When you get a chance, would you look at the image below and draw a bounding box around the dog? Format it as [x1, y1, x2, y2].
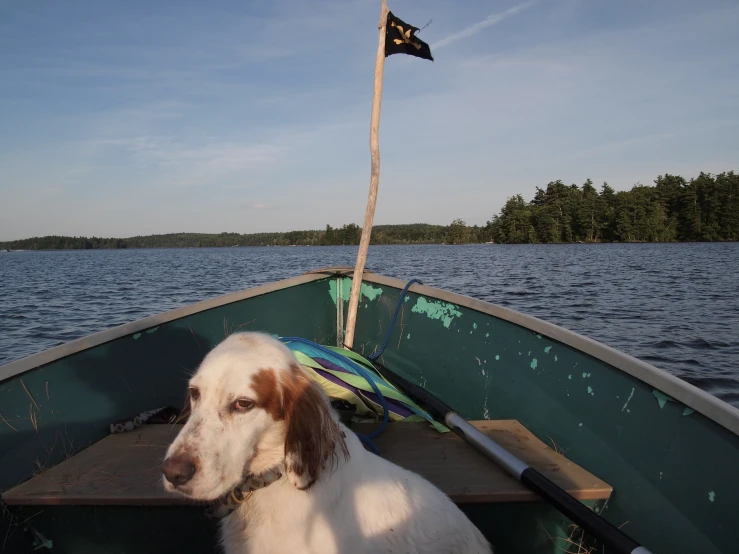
[162, 331, 493, 554]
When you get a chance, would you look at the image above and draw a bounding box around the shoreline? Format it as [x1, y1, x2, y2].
[3, 240, 739, 252]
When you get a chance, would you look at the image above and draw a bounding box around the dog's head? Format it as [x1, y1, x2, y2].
[162, 332, 348, 501]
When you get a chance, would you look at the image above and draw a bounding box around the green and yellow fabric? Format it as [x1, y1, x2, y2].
[280, 337, 447, 434]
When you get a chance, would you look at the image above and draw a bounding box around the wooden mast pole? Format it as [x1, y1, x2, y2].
[344, 0, 388, 349]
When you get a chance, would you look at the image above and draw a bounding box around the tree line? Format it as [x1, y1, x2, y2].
[2, 171, 736, 250]
[488, 171, 739, 244]
[0, 223, 487, 250]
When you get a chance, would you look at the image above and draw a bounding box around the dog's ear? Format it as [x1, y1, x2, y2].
[282, 364, 349, 490]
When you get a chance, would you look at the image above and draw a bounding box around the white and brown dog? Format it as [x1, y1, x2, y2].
[162, 331, 493, 554]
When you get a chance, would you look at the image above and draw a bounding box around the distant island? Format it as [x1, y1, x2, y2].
[0, 223, 477, 250]
[2, 171, 736, 250]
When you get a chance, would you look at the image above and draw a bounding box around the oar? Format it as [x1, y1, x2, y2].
[361, 356, 653, 554]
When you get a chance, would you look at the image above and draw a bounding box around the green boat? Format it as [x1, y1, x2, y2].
[1, 266, 737, 554]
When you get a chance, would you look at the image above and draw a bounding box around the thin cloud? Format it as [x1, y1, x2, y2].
[107, 136, 280, 171]
[431, 1, 537, 50]
[568, 120, 739, 162]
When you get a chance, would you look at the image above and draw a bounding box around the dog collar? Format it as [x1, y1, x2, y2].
[205, 468, 283, 520]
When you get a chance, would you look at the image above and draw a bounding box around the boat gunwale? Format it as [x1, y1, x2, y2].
[317, 267, 739, 438]
[0, 272, 328, 382]
[2, 265, 738, 437]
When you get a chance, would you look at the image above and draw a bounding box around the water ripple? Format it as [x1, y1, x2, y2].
[1, 243, 738, 407]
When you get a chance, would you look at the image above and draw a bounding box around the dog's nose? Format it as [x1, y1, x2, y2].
[162, 454, 197, 486]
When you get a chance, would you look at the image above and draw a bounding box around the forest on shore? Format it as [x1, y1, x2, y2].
[2, 171, 736, 250]
[0, 223, 484, 250]
[488, 171, 738, 244]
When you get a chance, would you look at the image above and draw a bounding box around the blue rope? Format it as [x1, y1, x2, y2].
[367, 278, 423, 361]
[279, 336, 387, 455]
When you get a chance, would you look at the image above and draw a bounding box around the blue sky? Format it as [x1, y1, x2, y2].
[1, 0, 737, 240]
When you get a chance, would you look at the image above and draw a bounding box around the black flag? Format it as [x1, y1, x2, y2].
[384, 11, 433, 61]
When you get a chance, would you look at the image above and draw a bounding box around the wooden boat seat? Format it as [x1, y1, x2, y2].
[1, 420, 612, 506]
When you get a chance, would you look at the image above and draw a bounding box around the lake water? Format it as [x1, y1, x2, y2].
[1, 244, 738, 407]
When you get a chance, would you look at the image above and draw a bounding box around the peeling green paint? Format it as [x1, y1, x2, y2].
[146, 326, 159, 334]
[536, 334, 542, 339]
[587, 386, 594, 395]
[582, 372, 591, 378]
[328, 280, 338, 306]
[708, 491, 715, 503]
[363, 284, 382, 301]
[133, 333, 141, 340]
[404, 296, 410, 302]
[682, 408, 695, 416]
[528, 350, 531, 356]
[473, 323, 477, 330]
[568, 374, 572, 380]
[485, 333, 489, 338]
[407, 333, 411, 340]
[654, 393, 668, 409]
[530, 358, 538, 370]
[362, 284, 383, 301]
[495, 355, 500, 361]
[341, 280, 383, 303]
[544, 346, 552, 354]
[411, 297, 462, 328]
[652, 389, 675, 409]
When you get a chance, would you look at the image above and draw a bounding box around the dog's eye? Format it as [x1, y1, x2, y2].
[233, 398, 255, 412]
[189, 387, 200, 402]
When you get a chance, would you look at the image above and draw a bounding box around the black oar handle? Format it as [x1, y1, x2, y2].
[365, 356, 652, 554]
[521, 467, 647, 554]
[444, 413, 647, 554]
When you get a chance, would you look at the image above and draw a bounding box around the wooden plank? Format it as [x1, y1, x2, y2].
[355, 420, 612, 503]
[2, 424, 182, 507]
[1, 420, 611, 506]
